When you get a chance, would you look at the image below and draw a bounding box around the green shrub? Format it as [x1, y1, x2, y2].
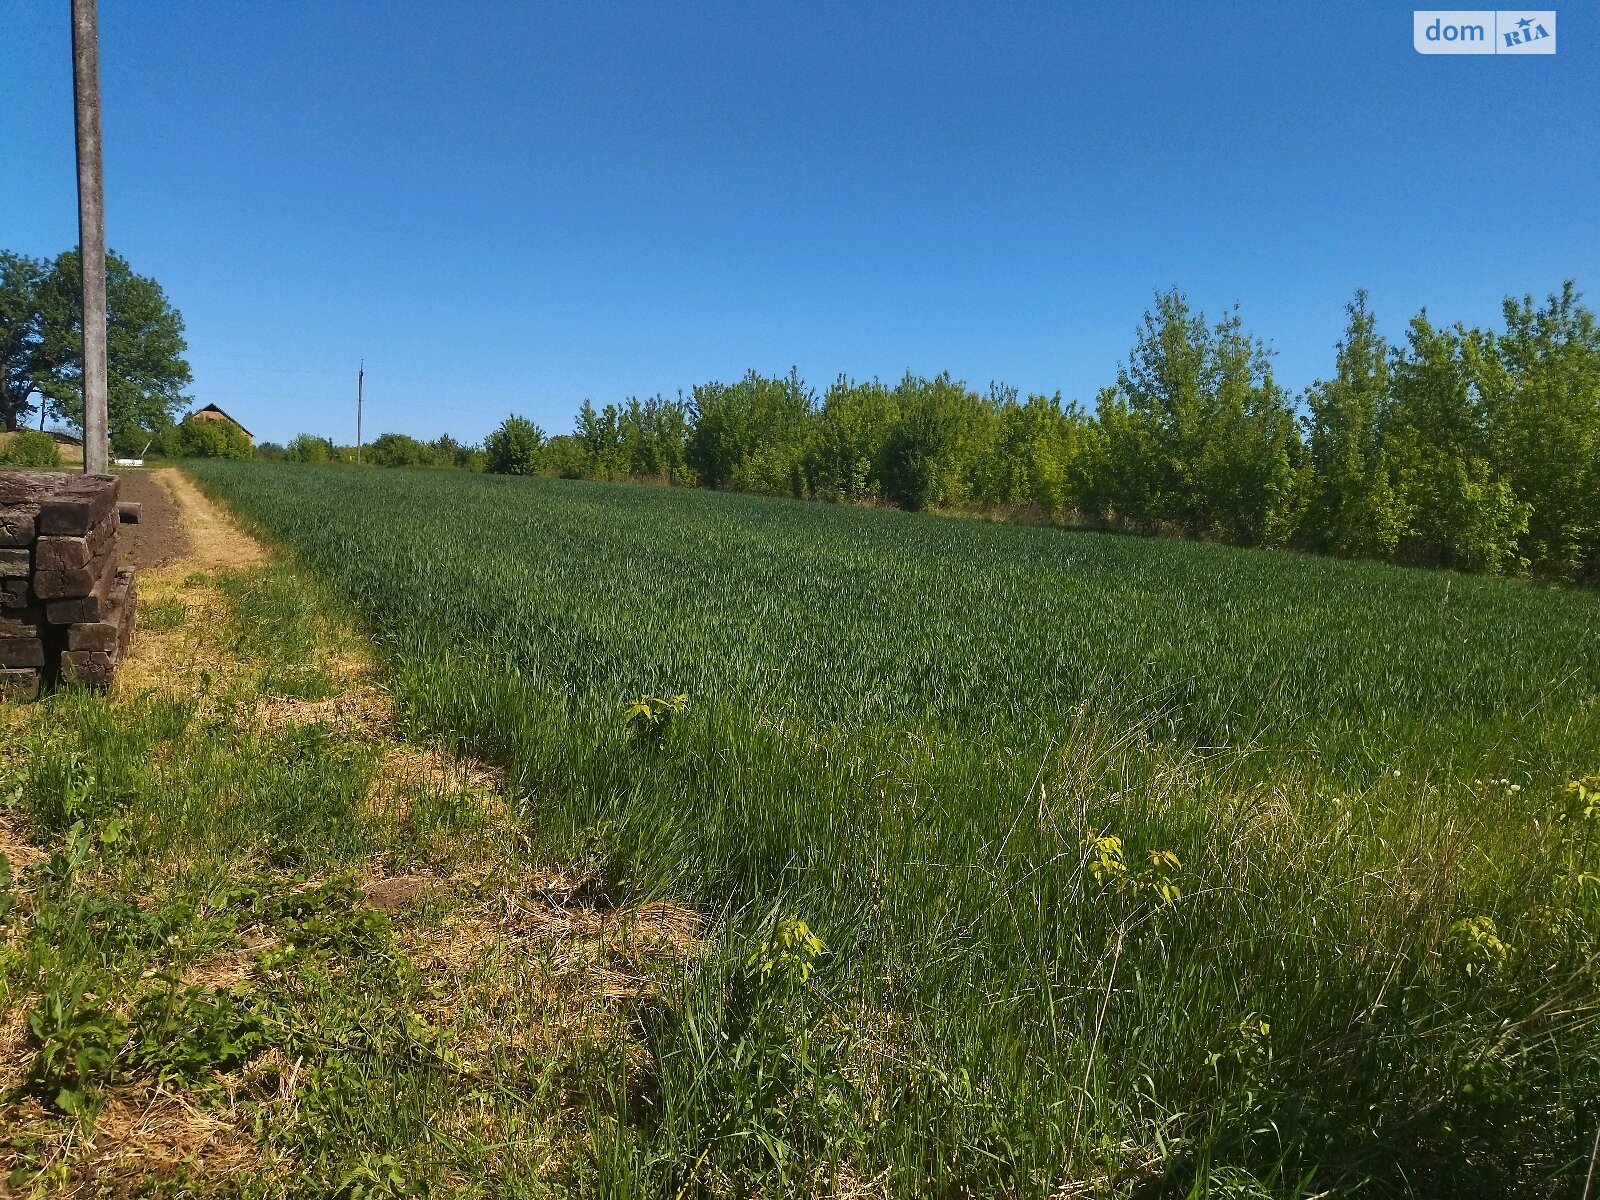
[483, 414, 545, 475]
[0, 429, 61, 467]
[164, 415, 253, 459]
[25, 990, 128, 1113]
[128, 983, 267, 1091]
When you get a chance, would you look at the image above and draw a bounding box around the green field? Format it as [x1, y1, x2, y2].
[186, 460, 1600, 1197]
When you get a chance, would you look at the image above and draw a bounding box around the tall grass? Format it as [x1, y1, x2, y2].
[188, 461, 1600, 1197]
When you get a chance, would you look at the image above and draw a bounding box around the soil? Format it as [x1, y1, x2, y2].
[114, 469, 190, 568]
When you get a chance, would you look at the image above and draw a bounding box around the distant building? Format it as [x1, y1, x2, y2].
[188, 403, 254, 443]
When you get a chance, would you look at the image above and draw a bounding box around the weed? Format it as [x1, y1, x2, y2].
[127, 979, 267, 1092]
[136, 595, 189, 632]
[24, 988, 128, 1113]
[622, 693, 688, 741]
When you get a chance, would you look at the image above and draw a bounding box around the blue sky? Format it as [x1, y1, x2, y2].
[3, 2, 1596, 445]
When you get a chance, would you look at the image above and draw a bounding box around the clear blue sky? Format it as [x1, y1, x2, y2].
[3, 2, 1596, 446]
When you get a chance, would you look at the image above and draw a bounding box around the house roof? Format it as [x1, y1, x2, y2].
[193, 403, 254, 438]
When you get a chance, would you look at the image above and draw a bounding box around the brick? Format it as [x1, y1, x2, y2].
[0, 637, 45, 668]
[0, 506, 35, 548]
[43, 554, 118, 623]
[62, 568, 136, 661]
[0, 668, 40, 702]
[33, 508, 119, 596]
[60, 649, 114, 689]
[0, 579, 31, 609]
[33, 517, 117, 600]
[118, 501, 142, 524]
[34, 560, 103, 600]
[0, 548, 30, 579]
[37, 498, 90, 535]
[0, 470, 70, 508]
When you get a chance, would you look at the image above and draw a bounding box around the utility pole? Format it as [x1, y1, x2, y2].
[71, 0, 109, 475]
[356, 360, 364, 464]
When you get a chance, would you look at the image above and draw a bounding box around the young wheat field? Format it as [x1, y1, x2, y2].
[172, 461, 1600, 1197]
[5, 462, 1596, 1198]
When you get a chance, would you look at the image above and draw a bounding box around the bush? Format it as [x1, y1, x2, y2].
[365, 432, 430, 468]
[0, 429, 61, 467]
[165, 417, 254, 460]
[286, 433, 336, 463]
[484, 415, 545, 475]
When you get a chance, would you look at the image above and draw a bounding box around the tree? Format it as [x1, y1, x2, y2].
[989, 391, 1090, 517]
[619, 394, 693, 482]
[367, 431, 431, 468]
[1303, 292, 1408, 558]
[285, 433, 336, 463]
[163, 416, 252, 459]
[428, 433, 485, 472]
[484, 415, 545, 475]
[0, 252, 48, 432]
[1386, 314, 1528, 573]
[804, 376, 898, 501]
[574, 399, 624, 479]
[688, 370, 813, 496]
[1478, 282, 1600, 580]
[1098, 290, 1306, 544]
[29, 249, 193, 452]
[878, 374, 986, 512]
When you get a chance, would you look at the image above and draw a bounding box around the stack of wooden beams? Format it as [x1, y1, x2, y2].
[0, 471, 139, 699]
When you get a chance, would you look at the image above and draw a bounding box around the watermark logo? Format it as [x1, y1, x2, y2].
[1415, 11, 1556, 53]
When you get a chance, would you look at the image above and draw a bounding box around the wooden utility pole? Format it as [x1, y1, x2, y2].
[356, 360, 364, 463]
[71, 0, 109, 475]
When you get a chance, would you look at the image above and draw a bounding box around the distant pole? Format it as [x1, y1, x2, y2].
[71, 0, 109, 475]
[356, 360, 364, 463]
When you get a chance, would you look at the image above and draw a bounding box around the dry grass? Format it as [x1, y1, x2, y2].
[5, 1089, 268, 1195]
[150, 468, 264, 574]
[0, 811, 47, 878]
[0, 1005, 28, 1095]
[251, 684, 396, 736]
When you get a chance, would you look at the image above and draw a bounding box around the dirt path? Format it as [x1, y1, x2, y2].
[113, 469, 273, 701]
[141, 467, 263, 573]
[113, 469, 191, 569]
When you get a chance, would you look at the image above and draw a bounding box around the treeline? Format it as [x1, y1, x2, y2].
[523, 283, 1600, 581]
[270, 282, 1599, 582]
[253, 431, 486, 471]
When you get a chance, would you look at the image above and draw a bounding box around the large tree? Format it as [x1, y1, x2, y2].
[688, 369, 813, 496]
[0, 247, 192, 451]
[0, 252, 48, 432]
[1385, 314, 1528, 573]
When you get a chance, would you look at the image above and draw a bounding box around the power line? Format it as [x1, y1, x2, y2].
[188, 360, 572, 398]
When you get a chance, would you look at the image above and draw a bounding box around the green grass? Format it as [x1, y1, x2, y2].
[173, 462, 1600, 1197]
